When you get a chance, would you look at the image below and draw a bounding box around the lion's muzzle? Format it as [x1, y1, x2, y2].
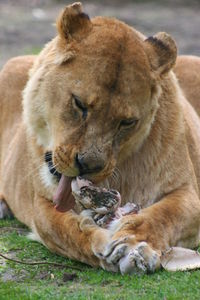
[75, 152, 105, 176]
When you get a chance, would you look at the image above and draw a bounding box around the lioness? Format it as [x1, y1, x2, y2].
[1, 2, 200, 274]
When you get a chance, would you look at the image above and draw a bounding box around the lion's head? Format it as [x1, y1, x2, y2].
[23, 2, 177, 183]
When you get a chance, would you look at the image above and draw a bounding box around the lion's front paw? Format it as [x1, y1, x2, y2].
[119, 242, 160, 274]
[98, 236, 161, 274]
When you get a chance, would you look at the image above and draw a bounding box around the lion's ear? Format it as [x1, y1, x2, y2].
[144, 32, 177, 76]
[56, 2, 92, 41]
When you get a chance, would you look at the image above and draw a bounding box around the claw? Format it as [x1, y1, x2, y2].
[135, 242, 160, 272]
[119, 242, 160, 274]
[130, 249, 147, 273]
[119, 253, 136, 275]
[106, 244, 127, 264]
[96, 214, 112, 227]
[103, 236, 130, 257]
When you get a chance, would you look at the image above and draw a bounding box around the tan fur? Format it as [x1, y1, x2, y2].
[1, 3, 200, 272]
[174, 55, 200, 116]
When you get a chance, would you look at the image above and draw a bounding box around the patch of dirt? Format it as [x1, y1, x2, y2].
[0, 0, 200, 68]
[62, 272, 78, 282]
[0, 249, 29, 283]
[0, 268, 29, 282]
[0, 227, 29, 235]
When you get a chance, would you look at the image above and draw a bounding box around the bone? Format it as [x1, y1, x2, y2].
[71, 177, 139, 227]
[115, 202, 139, 218]
[72, 179, 200, 271]
[161, 247, 200, 271]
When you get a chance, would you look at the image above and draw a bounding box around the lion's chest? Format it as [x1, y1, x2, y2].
[120, 178, 162, 209]
[107, 159, 164, 209]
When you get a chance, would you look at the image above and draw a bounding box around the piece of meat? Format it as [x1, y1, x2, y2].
[71, 177, 139, 227]
[72, 177, 121, 214]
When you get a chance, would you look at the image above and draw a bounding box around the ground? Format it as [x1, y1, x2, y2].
[1, 0, 200, 299]
[1, 219, 200, 299]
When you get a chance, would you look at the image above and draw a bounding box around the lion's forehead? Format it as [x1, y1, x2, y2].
[49, 18, 151, 89]
[75, 33, 151, 86]
[51, 53, 152, 114]
[38, 17, 152, 121]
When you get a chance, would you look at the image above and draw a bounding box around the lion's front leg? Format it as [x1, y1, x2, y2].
[98, 186, 200, 274]
[31, 196, 117, 271]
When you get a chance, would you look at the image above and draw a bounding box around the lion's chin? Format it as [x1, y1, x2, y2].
[56, 166, 79, 178]
[56, 167, 111, 183]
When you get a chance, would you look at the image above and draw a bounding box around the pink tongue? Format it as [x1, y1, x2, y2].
[53, 175, 75, 212]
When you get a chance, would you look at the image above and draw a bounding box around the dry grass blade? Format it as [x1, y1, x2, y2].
[0, 252, 85, 271]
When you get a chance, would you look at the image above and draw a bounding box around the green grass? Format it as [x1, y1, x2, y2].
[1, 219, 200, 299]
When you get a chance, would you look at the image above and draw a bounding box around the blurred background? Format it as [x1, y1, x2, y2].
[0, 0, 200, 68]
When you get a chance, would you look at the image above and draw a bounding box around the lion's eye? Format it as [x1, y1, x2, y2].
[119, 118, 138, 129]
[73, 94, 87, 119]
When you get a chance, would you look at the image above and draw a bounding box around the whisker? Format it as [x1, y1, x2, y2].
[20, 162, 45, 184]
[50, 164, 59, 176]
[45, 152, 52, 156]
[44, 152, 53, 160]
[50, 164, 58, 170]
[19, 153, 60, 186]
[114, 166, 122, 180]
[103, 178, 110, 190]
[20, 154, 49, 182]
[110, 167, 121, 187]
[111, 173, 118, 186]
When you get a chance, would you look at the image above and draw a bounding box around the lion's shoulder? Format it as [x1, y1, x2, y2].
[174, 55, 200, 116]
[0, 55, 36, 86]
[0, 55, 36, 134]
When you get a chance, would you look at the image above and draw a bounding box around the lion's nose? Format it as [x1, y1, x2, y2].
[75, 153, 104, 175]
